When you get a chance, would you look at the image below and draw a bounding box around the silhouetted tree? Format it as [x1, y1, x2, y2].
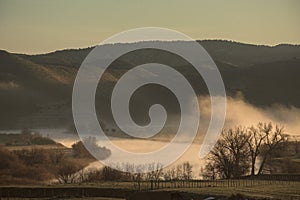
[56, 159, 84, 184]
[163, 167, 176, 180]
[246, 122, 287, 175]
[204, 122, 288, 179]
[205, 127, 250, 179]
[145, 163, 163, 181]
[182, 162, 193, 180]
[246, 124, 267, 175]
[256, 123, 287, 174]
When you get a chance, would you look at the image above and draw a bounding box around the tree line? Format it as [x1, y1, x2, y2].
[1, 122, 298, 185]
[203, 122, 288, 179]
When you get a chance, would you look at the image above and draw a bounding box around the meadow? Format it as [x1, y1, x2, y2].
[1, 180, 300, 199]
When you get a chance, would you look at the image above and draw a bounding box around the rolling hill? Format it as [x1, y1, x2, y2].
[0, 40, 300, 131]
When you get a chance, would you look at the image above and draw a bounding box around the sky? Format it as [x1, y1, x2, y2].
[0, 0, 299, 54]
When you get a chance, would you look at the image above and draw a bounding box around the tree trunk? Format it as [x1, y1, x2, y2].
[251, 159, 256, 175]
[258, 156, 267, 175]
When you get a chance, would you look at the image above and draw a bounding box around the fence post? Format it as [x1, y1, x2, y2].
[151, 180, 153, 190]
[138, 180, 141, 191]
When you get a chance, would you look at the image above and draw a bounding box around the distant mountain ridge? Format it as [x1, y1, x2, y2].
[0, 40, 300, 130]
[18, 40, 300, 68]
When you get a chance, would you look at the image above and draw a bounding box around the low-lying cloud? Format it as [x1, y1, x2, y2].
[199, 95, 300, 137]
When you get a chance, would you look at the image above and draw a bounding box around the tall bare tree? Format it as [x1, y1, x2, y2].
[145, 163, 163, 181]
[246, 124, 267, 175]
[205, 127, 250, 179]
[246, 122, 287, 175]
[205, 122, 287, 179]
[182, 162, 193, 180]
[256, 122, 287, 175]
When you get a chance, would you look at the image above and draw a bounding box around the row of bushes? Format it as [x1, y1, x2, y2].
[0, 146, 87, 185]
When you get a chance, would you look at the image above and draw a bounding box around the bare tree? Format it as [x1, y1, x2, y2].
[182, 162, 193, 180]
[163, 167, 176, 180]
[205, 127, 250, 179]
[256, 123, 287, 175]
[202, 163, 218, 180]
[56, 160, 84, 184]
[145, 163, 163, 181]
[246, 125, 267, 175]
[246, 122, 287, 175]
[205, 123, 288, 179]
[175, 164, 183, 180]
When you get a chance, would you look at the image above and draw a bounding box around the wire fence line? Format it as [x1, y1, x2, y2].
[133, 179, 298, 190]
[0, 180, 299, 198]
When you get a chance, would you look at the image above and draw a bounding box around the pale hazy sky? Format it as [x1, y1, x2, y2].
[0, 0, 299, 54]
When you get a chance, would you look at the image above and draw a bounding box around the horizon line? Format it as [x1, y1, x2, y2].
[3, 39, 300, 56]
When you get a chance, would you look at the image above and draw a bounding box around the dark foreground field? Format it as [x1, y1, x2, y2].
[0, 180, 299, 200]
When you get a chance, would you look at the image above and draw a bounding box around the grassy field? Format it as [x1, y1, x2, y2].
[152, 180, 298, 199]
[1, 180, 299, 199]
[159, 181, 300, 199]
[68, 180, 300, 199]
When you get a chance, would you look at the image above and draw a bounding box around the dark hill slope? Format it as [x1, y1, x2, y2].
[0, 50, 76, 128]
[0, 40, 300, 129]
[221, 59, 300, 106]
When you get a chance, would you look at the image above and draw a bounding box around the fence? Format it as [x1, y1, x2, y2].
[0, 179, 299, 198]
[133, 178, 298, 190]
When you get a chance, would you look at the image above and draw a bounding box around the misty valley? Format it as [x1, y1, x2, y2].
[1, 40, 300, 200]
